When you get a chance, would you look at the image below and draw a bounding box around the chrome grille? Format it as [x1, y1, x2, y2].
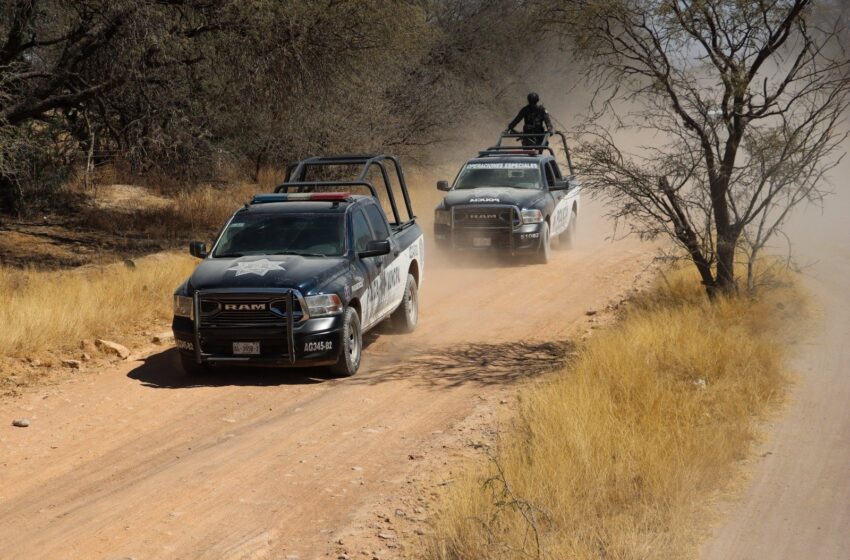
[199, 295, 303, 327]
[452, 206, 518, 229]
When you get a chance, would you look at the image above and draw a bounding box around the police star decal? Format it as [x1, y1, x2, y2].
[226, 259, 285, 277]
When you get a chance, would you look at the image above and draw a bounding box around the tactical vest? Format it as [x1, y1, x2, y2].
[523, 106, 547, 132]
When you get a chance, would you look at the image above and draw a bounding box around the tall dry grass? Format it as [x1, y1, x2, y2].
[0, 253, 196, 358]
[76, 182, 259, 244]
[426, 266, 801, 559]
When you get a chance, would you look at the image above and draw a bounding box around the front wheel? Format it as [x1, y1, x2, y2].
[391, 274, 419, 333]
[330, 307, 362, 377]
[532, 222, 551, 264]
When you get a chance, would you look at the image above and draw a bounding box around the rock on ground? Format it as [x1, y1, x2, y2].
[152, 332, 174, 345]
[95, 339, 130, 359]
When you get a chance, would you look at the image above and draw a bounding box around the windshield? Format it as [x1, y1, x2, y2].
[454, 162, 541, 190]
[213, 212, 345, 258]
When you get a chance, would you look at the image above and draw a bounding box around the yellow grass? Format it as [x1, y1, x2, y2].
[77, 182, 258, 243]
[0, 253, 197, 358]
[426, 266, 801, 559]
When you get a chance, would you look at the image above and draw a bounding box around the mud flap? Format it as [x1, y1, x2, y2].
[193, 290, 202, 364]
[286, 290, 296, 364]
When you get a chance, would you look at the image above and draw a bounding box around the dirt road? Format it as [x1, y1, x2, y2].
[0, 200, 653, 559]
[700, 175, 850, 560]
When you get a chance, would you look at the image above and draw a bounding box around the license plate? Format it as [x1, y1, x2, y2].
[472, 237, 492, 247]
[233, 342, 260, 355]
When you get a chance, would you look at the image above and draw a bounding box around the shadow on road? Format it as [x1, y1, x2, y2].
[354, 340, 574, 388]
[128, 336, 572, 390]
[127, 348, 335, 388]
[129, 329, 389, 389]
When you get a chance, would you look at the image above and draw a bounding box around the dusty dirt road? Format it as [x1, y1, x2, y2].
[0, 200, 653, 559]
[700, 172, 850, 560]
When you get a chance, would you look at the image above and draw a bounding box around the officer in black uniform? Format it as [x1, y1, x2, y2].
[505, 92, 554, 148]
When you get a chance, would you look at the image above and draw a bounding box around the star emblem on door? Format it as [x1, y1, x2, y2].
[226, 259, 286, 277]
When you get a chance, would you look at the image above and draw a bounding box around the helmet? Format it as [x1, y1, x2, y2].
[527, 92, 540, 105]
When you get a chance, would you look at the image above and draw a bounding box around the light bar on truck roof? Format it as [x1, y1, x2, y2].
[251, 192, 352, 204]
[477, 149, 540, 157]
[308, 192, 353, 201]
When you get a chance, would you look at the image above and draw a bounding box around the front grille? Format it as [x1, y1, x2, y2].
[199, 295, 303, 327]
[452, 206, 518, 229]
[453, 230, 513, 249]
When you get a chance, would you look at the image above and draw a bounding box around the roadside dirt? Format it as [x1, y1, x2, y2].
[0, 184, 174, 269]
[0, 198, 655, 559]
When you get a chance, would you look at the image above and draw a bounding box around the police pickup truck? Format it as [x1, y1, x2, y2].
[172, 155, 424, 377]
[433, 132, 580, 263]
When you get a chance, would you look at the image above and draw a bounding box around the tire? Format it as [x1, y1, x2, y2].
[391, 273, 419, 333]
[558, 209, 577, 250]
[330, 307, 362, 377]
[532, 222, 551, 264]
[180, 353, 212, 375]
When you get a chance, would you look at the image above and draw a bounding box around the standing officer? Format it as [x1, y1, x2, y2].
[505, 92, 554, 147]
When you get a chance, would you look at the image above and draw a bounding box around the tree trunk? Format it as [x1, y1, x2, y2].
[658, 176, 718, 298]
[710, 165, 738, 295]
[0, 174, 23, 216]
[747, 257, 756, 293]
[691, 254, 718, 299]
[252, 150, 265, 184]
[715, 229, 739, 294]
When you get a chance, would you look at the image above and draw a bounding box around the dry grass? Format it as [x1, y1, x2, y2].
[76, 182, 258, 244]
[426, 266, 803, 560]
[0, 253, 196, 358]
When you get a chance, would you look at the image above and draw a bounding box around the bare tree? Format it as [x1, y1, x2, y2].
[0, 0, 554, 217]
[0, 0, 236, 212]
[545, 0, 850, 296]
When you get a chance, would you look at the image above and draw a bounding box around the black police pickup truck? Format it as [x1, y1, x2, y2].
[433, 132, 581, 263]
[172, 155, 424, 377]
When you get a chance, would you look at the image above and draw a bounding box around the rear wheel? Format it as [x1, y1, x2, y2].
[532, 222, 551, 264]
[558, 209, 577, 250]
[330, 307, 362, 377]
[391, 274, 419, 333]
[180, 353, 211, 375]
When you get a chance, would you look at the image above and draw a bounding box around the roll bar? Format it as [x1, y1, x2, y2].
[495, 131, 575, 175]
[274, 154, 416, 226]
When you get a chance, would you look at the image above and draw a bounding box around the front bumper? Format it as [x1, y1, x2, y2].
[173, 315, 343, 367]
[172, 288, 344, 368]
[434, 221, 544, 254]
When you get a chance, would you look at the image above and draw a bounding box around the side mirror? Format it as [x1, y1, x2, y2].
[358, 239, 391, 259]
[549, 180, 569, 191]
[189, 241, 208, 259]
[437, 180, 450, 191]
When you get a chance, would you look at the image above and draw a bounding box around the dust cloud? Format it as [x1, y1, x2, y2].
[783, 136, 850, 268]
[402, 65, 619, 259]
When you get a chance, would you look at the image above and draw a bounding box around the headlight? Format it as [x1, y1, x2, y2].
[434, 209, 451, 226]
[173, 295, 194, 319]
[305, 294, 344, 317]
[521, 209, 544, 224]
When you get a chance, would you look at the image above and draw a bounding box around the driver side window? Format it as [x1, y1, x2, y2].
[364, 202, 390, 241]
[351, 209, 372, 252]
[544, 162, 556, 187]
